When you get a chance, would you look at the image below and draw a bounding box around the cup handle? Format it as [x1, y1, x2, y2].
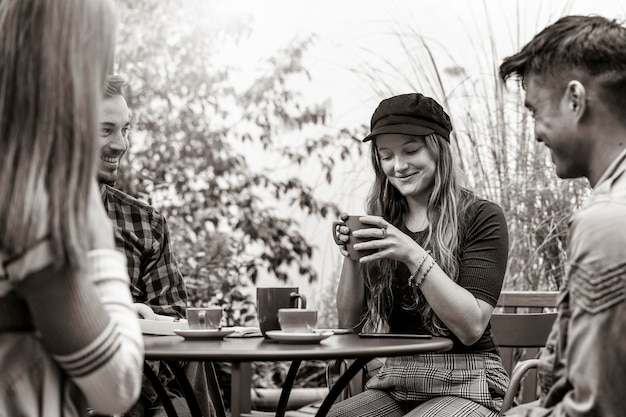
[332, 221, 345, 245]
[198, 310, 206, 329]
[290, 292, 307, 309]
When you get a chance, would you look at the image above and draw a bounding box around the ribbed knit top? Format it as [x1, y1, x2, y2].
[388, 198, 509, 353]
[1, 248, 144, 414]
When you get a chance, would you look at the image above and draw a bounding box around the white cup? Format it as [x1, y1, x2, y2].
[278, 308, 317, 333]
[187, 307, 223, 330]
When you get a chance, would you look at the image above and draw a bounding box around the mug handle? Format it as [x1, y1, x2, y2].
[198, 310, 207, 329]
[290, 292, 307, 309]
[332, 221, 345, 245]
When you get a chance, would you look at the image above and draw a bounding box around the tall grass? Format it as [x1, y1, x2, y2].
[332, 5, 590, 291]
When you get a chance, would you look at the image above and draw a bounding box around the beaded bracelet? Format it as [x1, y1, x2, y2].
[408, 251, 431, 287]
[414, 257, 436, 287]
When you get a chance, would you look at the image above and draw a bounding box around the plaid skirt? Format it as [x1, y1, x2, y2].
[329, 352, 509, 417]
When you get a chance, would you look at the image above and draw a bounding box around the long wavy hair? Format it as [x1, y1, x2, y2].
[0, 0, 117, 270]
[362, 133, 476, 335]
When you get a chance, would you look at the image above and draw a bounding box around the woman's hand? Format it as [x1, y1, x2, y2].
[333, 212, 351, 257]
[352, 215, 425, 265]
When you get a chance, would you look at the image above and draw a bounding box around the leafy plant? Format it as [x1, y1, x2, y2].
[113, 1, 363, 302]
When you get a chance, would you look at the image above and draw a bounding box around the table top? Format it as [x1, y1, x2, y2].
[144, 333, 453, 362]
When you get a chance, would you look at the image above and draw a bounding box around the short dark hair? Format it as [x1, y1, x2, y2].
[500, 15, 626, 119]
[104, 74, 128, 99]
[500, 15, 626, 82]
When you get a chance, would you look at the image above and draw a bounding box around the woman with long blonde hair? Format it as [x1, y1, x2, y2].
[331, 93, 510, 416]
[0, 0, 144, 415]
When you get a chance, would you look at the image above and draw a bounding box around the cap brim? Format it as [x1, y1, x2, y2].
[362, 124, 435, 142]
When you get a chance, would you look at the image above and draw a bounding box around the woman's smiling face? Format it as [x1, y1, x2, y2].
[376, 133, 436, 199]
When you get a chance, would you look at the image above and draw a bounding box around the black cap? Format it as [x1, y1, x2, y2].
[363, 93, 452, 142]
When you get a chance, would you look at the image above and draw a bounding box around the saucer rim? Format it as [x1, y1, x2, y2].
[265, 329, 334, 342]
[173, 328, 235, 339]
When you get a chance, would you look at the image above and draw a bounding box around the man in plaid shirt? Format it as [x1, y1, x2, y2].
[97, 75, 214, 417]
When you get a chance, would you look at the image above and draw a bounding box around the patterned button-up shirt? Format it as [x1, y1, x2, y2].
[100, 184, 187, 317]
[505, 149, 626, 416]
[99, 184, 190, 414]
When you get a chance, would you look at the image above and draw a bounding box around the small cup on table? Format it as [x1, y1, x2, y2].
[278, 308, 318, 333]
[187, 307, 223, 330]
[257, 287, 307, 337]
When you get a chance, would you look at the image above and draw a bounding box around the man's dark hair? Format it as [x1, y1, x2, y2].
[500, 15, 626, 83]
[104, 74, 127, 99]
[500, 15, 626, 119]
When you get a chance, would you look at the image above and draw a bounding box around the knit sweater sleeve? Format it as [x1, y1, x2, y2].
[15, 249, 144, 415]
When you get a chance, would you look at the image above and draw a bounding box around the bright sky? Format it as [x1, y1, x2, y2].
[215, 0, 626, 127]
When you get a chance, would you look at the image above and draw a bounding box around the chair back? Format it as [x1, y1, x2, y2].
[491, 313, 557, 348]
[497, 291, 558, 312]
[492, 291, 558, 405]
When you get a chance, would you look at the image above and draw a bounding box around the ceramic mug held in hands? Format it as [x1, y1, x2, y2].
[332, 215, 378, 261]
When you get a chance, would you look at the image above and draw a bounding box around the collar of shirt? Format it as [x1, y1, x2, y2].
[593, 147, 626, 192]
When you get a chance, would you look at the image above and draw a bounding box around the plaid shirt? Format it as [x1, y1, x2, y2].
[98, 185, 202, 416]
[100, 184, 187, 318]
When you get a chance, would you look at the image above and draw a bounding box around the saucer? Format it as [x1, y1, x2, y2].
[140, 319, 189, 336]
[173, 328, 235, 340]
[265, 330, 334, 343]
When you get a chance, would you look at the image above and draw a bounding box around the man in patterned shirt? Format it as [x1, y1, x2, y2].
[98, 75, 215, 417]
[98, 75, 187, 318]
[499, 15, 626, 416]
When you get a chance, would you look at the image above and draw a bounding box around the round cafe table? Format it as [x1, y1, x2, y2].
[143, 333, 454, 417]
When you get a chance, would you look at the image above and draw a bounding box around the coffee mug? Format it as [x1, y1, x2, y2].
[278, 308, 318, 333]
[187, 307, 223, 330]
[257, 287, 306, 336]
[332, 215, 378, 261]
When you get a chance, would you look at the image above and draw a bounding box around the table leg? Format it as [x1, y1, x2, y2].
[204, 362, 228, 417]
[167, 361, 204, 416]
[231, 362, 252, 417]
[143, 362, 179, 417]
[275, 359, 302, 417]
[315, 357, 371, 417]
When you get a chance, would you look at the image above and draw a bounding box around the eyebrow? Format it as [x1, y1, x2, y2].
[100, 121, 131, 127]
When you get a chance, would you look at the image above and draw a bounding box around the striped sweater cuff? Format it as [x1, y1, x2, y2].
[87, 249, 128, 281]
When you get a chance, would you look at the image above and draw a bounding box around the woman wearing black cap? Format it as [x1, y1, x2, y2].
[331, 93, 510, 416]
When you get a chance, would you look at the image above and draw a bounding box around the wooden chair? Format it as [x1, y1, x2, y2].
[499, 358, 541, 415]
[494, 292, 558, 377]
[491, 312, 556, 415]
[493, 291, 558, 416]
[497, 291, 558, 312]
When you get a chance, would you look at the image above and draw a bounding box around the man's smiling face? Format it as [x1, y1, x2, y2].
[97, 95, 130, 186]
[525, 74, 591, 180]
